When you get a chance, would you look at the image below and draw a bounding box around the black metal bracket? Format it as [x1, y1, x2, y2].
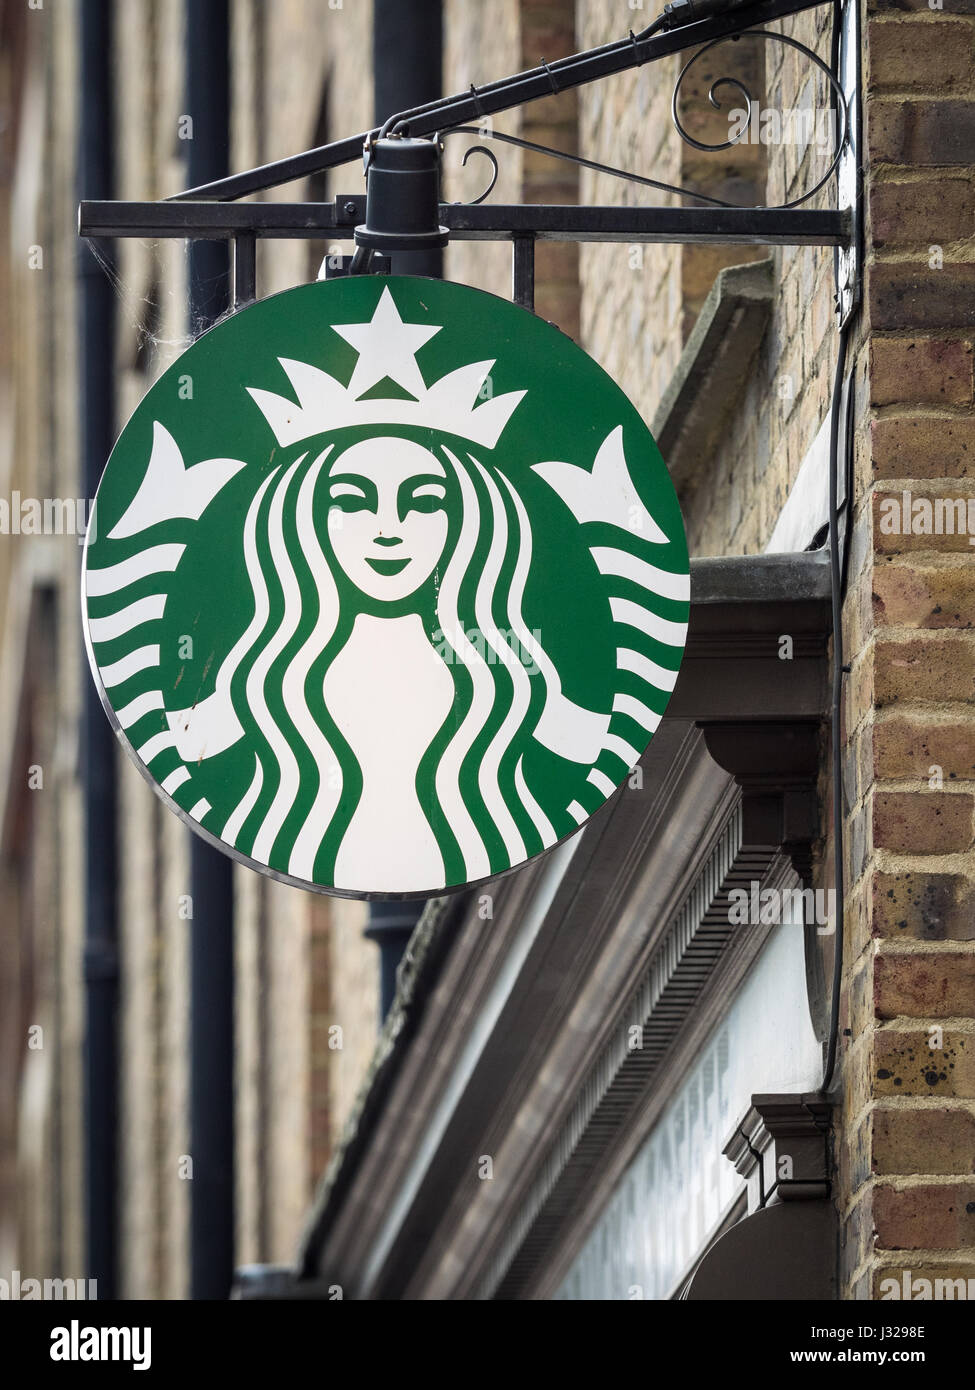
[79, 198, 850, 245]
[76, 0, 860, 322]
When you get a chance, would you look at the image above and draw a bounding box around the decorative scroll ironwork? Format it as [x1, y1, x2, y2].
[448, 143, 500, 206]
[672, 30, 848, 210]
[444, 27, 847, 214]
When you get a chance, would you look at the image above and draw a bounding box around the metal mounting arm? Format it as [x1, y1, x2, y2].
[168, 0, 829, 204]
[78, 0, 859, 323]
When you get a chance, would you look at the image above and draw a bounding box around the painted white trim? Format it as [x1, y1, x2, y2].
[765, 410, 830, 554]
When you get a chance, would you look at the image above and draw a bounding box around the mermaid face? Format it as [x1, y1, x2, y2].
[325, 437, 450, 602]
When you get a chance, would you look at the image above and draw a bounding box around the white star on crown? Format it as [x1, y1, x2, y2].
[247, 286, 526, 451]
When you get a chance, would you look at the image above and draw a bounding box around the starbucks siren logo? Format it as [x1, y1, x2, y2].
[82, 277, 689, 897]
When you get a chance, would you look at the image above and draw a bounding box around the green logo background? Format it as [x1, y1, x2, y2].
[83, 276, 689, 898]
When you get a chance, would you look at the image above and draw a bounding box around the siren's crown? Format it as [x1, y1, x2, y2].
[247, 286, 526, 451]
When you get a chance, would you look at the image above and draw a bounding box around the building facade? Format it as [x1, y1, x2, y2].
[1, 0, 973, 1300]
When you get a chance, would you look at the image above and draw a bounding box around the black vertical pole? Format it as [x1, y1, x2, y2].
[186, 0, 235, 1300]
[79, 0, 119, 1302]
[363, 0, 444, 1017]
[233, 234, 257, 309]
[512, 234, 536, 312]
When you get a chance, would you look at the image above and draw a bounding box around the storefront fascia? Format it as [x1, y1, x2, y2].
[268, 547, 835, 1301]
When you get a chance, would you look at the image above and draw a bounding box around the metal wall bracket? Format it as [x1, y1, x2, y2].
[77, 0, 858, 316]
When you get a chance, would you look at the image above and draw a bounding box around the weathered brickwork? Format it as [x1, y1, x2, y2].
[837, 1, 975, 1302]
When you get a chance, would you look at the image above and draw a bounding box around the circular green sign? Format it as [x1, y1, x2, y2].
[82, 276, 689, 898]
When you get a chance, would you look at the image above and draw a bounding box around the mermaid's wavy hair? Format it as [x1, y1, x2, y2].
[218, 437, 561, 887]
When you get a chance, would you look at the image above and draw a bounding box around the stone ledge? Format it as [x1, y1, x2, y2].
[652, 258, 775, 498]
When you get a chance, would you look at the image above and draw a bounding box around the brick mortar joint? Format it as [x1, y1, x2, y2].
[874, 939, 975, 956]
[871, 630, 975, 646]
[873, 702, 975, 723]
[871, 778, 975, 793]
[876, 1174, 975, 1189]
[867, 248, 975, 265]
[870, 161, 975, 184]
[870, 1097, 975, 1112]
[838, 1172, 880, 1221]
[871, 1254, 975, 1268]
[864, 707, 975, 726]
[870, 396, 975, 411]
[872, 849, 975, 875]
[843, 933, 878, 977]
[869, 167, 975, 186]
[867, 86, 975, 103]
[875, 1018, 975, 1033]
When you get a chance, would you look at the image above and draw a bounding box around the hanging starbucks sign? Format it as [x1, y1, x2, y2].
[82, 276, 689, 898]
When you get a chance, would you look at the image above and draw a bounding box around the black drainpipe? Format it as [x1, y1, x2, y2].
[79, 0, 119, 1302]
[364, 0, 443, 1016]
[186, 0, 235, 1300]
